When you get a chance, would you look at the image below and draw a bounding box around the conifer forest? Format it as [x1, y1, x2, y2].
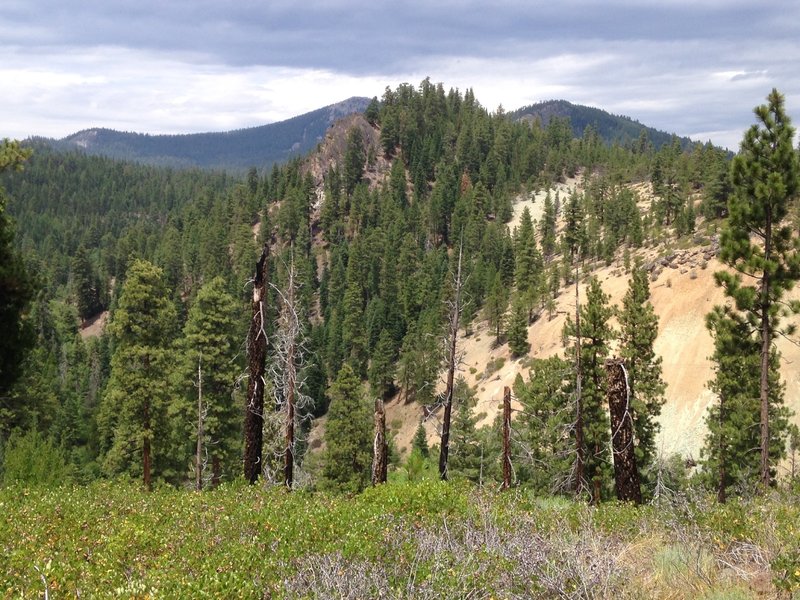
[2, 83, 800, 597]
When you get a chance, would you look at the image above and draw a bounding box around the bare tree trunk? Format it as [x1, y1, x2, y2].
[502, 386, 512, 490]
[283, 262, 297, 490]
[606, 359, 641, 504]
[372, 398, 388, 485]
[439, 240, 464, 481]
[195, 355, 204, 492]
[143, 401, 152, 492]
[759, 207, 772, 491]
[244, 244, 269, 484]
[574, 265, 585, 497]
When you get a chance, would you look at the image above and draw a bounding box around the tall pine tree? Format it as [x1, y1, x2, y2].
[714, 89, 800, 489]
[98, 259, 176, 489]
[618, 263, 666, 489]
[171, 276, 240, 487]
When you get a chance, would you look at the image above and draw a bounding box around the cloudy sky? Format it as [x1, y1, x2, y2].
[3, 1, 799, 150]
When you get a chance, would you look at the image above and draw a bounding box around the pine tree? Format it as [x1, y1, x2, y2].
[72, 245, 102, 324]
[506, 296, 530, 357]
[98, 259, 176, 489]
[343, 127, 366, 197]
[714, 89, 800, 489]
[701, 307, 789, 500]
[618, 263, 666, 488]
[0, 140, 34, 399]
[515, 357, 573, 493]
[368, 328, 396, 399]
[411, 422, 430, 458]
[448, 377, 483, 482]
[321, 363, 372, 492]
[171, 276, 240, 487]
[514, 206, 541, 292]
[539, 190, 557, 257]
[564, 276, 613, 503]
[484, 270, 508, 342]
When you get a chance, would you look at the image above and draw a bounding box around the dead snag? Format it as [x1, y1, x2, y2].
[244, 244, 269, 484]
[439, 239, 464, 481]
[502, 386, 512, 490]
[606, 358, 641, 504]
[372, 398, 388, 485]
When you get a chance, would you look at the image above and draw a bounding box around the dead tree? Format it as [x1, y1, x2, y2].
[195, 354, 205, 491]
[606, 358, 641, 504]
[372, 398, 388, 485]
[269, 250, 311, 490]
[502, 386, 512, 490]
[439, 240, 464, 481]
[244, 244, 269, 484]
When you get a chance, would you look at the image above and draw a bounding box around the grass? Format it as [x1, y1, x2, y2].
[1, 481, 799, 598]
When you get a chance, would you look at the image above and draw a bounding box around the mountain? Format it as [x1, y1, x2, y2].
[509, 99, 694, 149]
[51, 97, 372, 171]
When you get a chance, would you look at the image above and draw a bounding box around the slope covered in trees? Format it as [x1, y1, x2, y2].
[0, 81, 797, 507]
[44, 97, 371, 171]
[509, 99, 696, 151]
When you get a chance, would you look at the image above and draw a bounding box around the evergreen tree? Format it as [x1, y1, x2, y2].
[618, 263, 666, 489]
[506, 296, 530, 357]
[0, 140, 35, 400]
[449, 377, 483, 482]
[700, 307, 789, 500]
[365, 96, 380, 125]
[343, 127, 366, 197]
[97, 259, 176, 489]
[484, 270, 508, 342]
[714, 89, 800, 489]
[321, 363, 372, 493]
[171, 276, 240, 487]
[368, 328, 396, 399]
[514, 357, 573, 493]
[71, 245, 102, 324]
[539, 190, 557, 257]
[411, 422, 430, 458]
[564, 277, 613, 503]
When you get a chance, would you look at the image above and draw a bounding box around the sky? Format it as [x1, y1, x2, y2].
[3, 1, 799, 151]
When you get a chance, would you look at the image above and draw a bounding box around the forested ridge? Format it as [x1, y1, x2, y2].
[43, 97, 372, 171]
[1, 81, 798, 508]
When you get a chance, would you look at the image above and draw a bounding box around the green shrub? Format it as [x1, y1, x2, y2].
[1, 429, 73, 487]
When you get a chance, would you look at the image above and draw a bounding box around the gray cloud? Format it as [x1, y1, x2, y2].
[3, 0, 800, 150]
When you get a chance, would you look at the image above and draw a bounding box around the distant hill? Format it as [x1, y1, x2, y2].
[49, 97, 372, 171]
[509, 100, 694, 150]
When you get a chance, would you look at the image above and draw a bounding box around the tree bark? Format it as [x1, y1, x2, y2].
[372, 398, 388, 485]
[244, 244, 269, 484]
[502, 386, 512, 490]
[606, 359, 641, 504]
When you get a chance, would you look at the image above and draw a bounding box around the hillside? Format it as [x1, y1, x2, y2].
[389, 177, 800, 463]
[47, 97, 371, 171]
[3, 80, 797, 500]
[509, 99, 695, 150]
